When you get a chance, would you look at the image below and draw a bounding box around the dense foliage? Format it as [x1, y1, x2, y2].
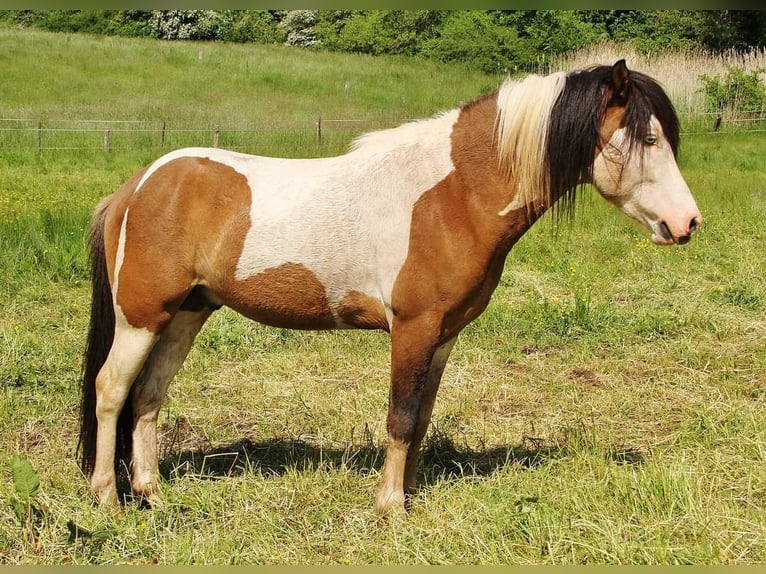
[699, 65, 766, 115]
[2, 10, 765, 74]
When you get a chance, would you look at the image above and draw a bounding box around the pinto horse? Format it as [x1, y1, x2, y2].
[79, 60, 701, 514]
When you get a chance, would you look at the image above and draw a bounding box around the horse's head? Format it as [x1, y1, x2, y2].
[592, 60, 702, 245]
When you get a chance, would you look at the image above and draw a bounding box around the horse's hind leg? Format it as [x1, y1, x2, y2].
[91, 315, 158, 505]
[130, 308, 212, 503]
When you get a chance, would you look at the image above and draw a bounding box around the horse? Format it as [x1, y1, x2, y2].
[78, 59, 702, 515]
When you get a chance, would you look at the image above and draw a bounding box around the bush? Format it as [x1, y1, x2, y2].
[23, 10, 113, 34]
[149, 10, 223, 41]
[421, 11, 530, 74]
[699, 65, 766, 115]
[315, 10, 442, 57]
[516, 11, 608, 56]
[609, 11, 706, 53]
[4, 10, 153, 37]
[217, 11, 283, 44]
[281, 10, 318, 48]
[109, 11, 153, 37]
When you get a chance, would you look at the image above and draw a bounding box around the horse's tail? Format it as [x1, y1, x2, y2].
[78, 195, 132, 477]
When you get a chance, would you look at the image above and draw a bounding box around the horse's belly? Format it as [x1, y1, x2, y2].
[216, 261, 388, 331]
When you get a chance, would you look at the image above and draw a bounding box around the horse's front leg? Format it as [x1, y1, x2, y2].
[375, 316, 455, 515]
[402, 337, 456, 498]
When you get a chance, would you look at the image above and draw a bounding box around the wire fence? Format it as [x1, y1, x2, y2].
[1, 111, 764, 154]
[0, 117, 393, 154]
[680, 109, 766, 135]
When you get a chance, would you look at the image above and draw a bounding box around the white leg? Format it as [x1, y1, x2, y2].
[90, 314, 158, 505]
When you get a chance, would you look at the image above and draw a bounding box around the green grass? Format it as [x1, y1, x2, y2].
[1, 29, 765, 565]
[0, 28, 497, 153]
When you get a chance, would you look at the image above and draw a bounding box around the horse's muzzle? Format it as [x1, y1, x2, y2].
[654, 215, 702, 246]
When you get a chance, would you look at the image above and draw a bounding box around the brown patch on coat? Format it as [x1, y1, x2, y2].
[335, 290, 389, 331]
[101, 173, 142, 289]
[385, 95, 526, 442]
[108, 157, 253, 332]
[386, 92, 629, 442]
[598, 104, 627, 153]
[390, 93, 529, 343]
[391, 91, 629, 343]
[221, 262, 337, 329]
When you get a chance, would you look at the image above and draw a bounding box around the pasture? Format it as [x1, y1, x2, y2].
[1, 29, 765, 564]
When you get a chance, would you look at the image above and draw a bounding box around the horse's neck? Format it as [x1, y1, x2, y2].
[448, 94, 544, 253]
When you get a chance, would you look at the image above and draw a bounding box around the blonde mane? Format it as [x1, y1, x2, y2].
[495, 71, 567, 216]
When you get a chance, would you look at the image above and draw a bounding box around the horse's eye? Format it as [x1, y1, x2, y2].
[644, 134, 658, 145]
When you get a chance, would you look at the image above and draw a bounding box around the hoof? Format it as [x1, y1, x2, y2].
[90, 476, 118, 507]
[139, 491, 164, 510]
[132, 481, 164, 509]
[374, 489, 406, 517]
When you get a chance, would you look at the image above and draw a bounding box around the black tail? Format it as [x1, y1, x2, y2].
[78, 196, 133, 477]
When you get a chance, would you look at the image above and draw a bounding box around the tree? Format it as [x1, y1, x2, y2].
[281, 10, 318, 48]
[510, 11, 608, 56]
[421, 11, 531, 74]
[3, 9, 764, 61]
[315, 10, 444, 56]
[149, 10, 223, 41]
[697, 10, 766, 51]
[700, 65, 766, 116]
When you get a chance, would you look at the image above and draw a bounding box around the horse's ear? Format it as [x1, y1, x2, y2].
[609, 59, 631, 104]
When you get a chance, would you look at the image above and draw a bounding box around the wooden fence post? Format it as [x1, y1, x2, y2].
[37, 121, 42, 153]
[161, 121, 166, 148]
[103, 127, 111, 153]
[213, 124, 220, 147]
[316, 117, 322, 144]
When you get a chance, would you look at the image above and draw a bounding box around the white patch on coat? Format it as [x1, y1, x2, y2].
[90, 303, 158, 505]
[112, 207, 129, 306]
[132, 111, 460, 327]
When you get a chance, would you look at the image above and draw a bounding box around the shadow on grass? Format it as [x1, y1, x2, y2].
[156, 418, 645, 488]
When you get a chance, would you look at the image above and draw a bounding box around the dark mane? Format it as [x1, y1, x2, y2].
[546, 64, 680, 221]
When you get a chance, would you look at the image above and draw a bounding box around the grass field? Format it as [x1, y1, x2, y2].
[1, 29, 765, 565]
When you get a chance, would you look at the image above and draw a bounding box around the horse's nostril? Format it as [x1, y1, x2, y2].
[659, 221, 673, 241]
[689, 216, 700, 234]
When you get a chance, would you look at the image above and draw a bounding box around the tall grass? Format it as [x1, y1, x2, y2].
[0, 29, 765, 564]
